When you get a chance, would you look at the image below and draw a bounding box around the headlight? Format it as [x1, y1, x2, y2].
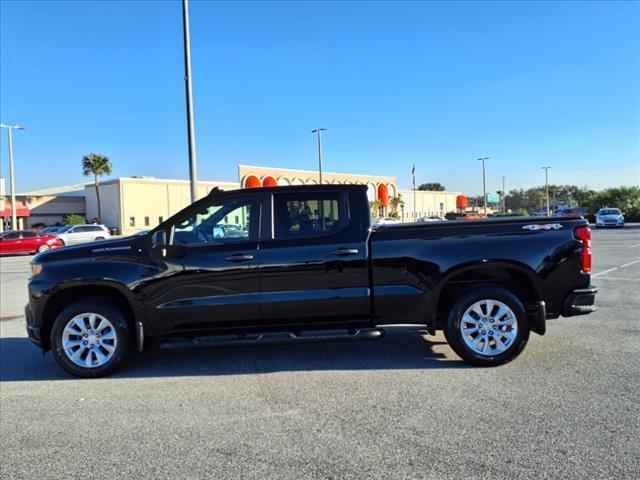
[30, 263, 43, 277]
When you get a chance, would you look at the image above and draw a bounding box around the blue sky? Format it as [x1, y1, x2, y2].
[1, 0, 639, 195]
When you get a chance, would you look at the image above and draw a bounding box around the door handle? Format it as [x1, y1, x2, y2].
[331, 248, 359, 256]
[225, 253, 254, 262]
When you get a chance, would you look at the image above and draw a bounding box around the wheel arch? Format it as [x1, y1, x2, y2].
[40, 282, 146, 351]
[432, 260, 545, 335]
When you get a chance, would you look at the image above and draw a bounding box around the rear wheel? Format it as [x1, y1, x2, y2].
[50, 298, 131, 378]
[95, 237, 105, 241]
[445, 287, 530, 366]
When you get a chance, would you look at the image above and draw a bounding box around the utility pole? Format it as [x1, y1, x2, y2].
[0, 124, 26, 230]
[502, 175, 506, 214]
[542, 166, 551, 216]
[477, 157, 489, 216]
[412, 164, 416, 221]
[311, 128, 327, 183]
[182, 0, 198, 202]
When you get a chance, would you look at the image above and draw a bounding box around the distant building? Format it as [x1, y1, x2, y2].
[83, 176, 240, 235]
[1, 179, 86, 231]
[2, 165, 465, 234]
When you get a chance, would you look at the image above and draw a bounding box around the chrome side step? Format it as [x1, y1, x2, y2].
[159, 328, 385, 350]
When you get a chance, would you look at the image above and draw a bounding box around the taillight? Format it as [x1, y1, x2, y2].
[575, 226, 591, 273]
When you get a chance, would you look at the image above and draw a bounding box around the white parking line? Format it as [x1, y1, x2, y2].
[592, 267, 619, 278]
[619, 259, 640, 269]
[592, 277, 638, 281]
[592, 259, 640, 278]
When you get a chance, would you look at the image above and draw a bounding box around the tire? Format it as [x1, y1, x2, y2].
[95, 237, 105, 241]
[37, 244, 50, 253]
[444, 286, 530, 366]
[58, 239, 65, 246]
[50, 298, 131, 378]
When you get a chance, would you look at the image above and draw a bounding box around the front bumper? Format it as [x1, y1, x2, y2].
[25, 304, 43, 347]
[562, 286, 598, 316]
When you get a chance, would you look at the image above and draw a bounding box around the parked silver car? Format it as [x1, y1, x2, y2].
[56, 224, 111, 246]
[595, 208, 624, 228]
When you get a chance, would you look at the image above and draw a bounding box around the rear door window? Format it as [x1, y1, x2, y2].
[272, 192, 349, 240]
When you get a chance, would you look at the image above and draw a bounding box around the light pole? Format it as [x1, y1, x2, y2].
[311, 128, 327, 183]
[542, 166, 551, 216]
[502, 175, 506, 214]
[0, 124, 26, 230]
[477, 157, 489, 216]
[182, 0, 198, 202]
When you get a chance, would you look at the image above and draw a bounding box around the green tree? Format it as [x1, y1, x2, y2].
[369, 200, 382, 218]
[590, 186, 640, 221]
[82, 153, 113, 222]
[418, 182, 445, 191]
[388, 194, 404, 219]
[64, 214, 85, 225]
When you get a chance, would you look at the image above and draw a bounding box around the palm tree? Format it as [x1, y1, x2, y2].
[82, 153, 113, 223]
[389, 194, 404, 217]
[370, 200, 382, 218]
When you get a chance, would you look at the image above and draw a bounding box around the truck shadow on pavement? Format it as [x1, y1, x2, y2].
[0, 326, 468, 382]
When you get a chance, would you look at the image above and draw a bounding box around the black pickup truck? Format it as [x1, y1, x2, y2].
[26, 184, 597, 377]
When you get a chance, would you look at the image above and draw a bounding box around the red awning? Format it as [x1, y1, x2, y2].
[0, 205, 30, 217]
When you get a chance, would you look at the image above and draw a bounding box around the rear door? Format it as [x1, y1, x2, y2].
[142, 191, 264, 334]
[258, 189, 371, 324]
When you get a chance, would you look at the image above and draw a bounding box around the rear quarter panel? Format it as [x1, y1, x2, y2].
[370, 218, 590, 324]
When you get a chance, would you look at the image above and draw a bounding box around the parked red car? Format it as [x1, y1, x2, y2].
[0, 230, 62, 255]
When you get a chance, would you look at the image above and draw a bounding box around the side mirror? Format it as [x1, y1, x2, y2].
[152, 230, 167, 248]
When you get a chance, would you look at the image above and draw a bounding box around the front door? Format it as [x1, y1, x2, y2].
[142, 192, 264, 335]
[258, 189, 371, 325]
[0, 231, 21, 254]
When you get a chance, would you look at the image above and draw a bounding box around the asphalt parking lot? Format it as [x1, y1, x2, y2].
[1, 226, 639, 479]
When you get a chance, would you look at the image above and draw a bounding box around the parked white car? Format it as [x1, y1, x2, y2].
[371, 217, 400, 227]
[417, 215, 444, 222]
[56, 224, 111, 246]
[595, 208, 624, 228]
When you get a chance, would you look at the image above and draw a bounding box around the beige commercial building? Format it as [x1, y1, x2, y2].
[398, 189, 461, 220]
[3, 165, 466, 234]
[84, 177, 240, 236]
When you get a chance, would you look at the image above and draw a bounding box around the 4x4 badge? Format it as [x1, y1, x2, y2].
[522, 224, 563, 231]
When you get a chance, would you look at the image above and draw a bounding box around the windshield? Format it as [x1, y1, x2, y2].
[599, 209, 620, 215]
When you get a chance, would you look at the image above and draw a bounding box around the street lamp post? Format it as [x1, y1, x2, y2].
[477, 157, 490, 216]
[311, 128, 327, 184]
[182, 0, 198, 203]
[0, 124, 26, 230]
[502, 175, 506, 214]
[542, 166, 551, 216]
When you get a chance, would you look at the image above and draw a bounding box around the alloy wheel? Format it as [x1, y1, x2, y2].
[459, 299, 518, 356]
[61, 313, 118, 368]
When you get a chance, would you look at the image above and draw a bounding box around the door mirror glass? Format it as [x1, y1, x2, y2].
[152, 230, 167, 248]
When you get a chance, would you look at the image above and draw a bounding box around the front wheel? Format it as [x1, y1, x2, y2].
[37, 244, 50, 253]
[50, 298, 131, 378]
[445, 287, 530, 366]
